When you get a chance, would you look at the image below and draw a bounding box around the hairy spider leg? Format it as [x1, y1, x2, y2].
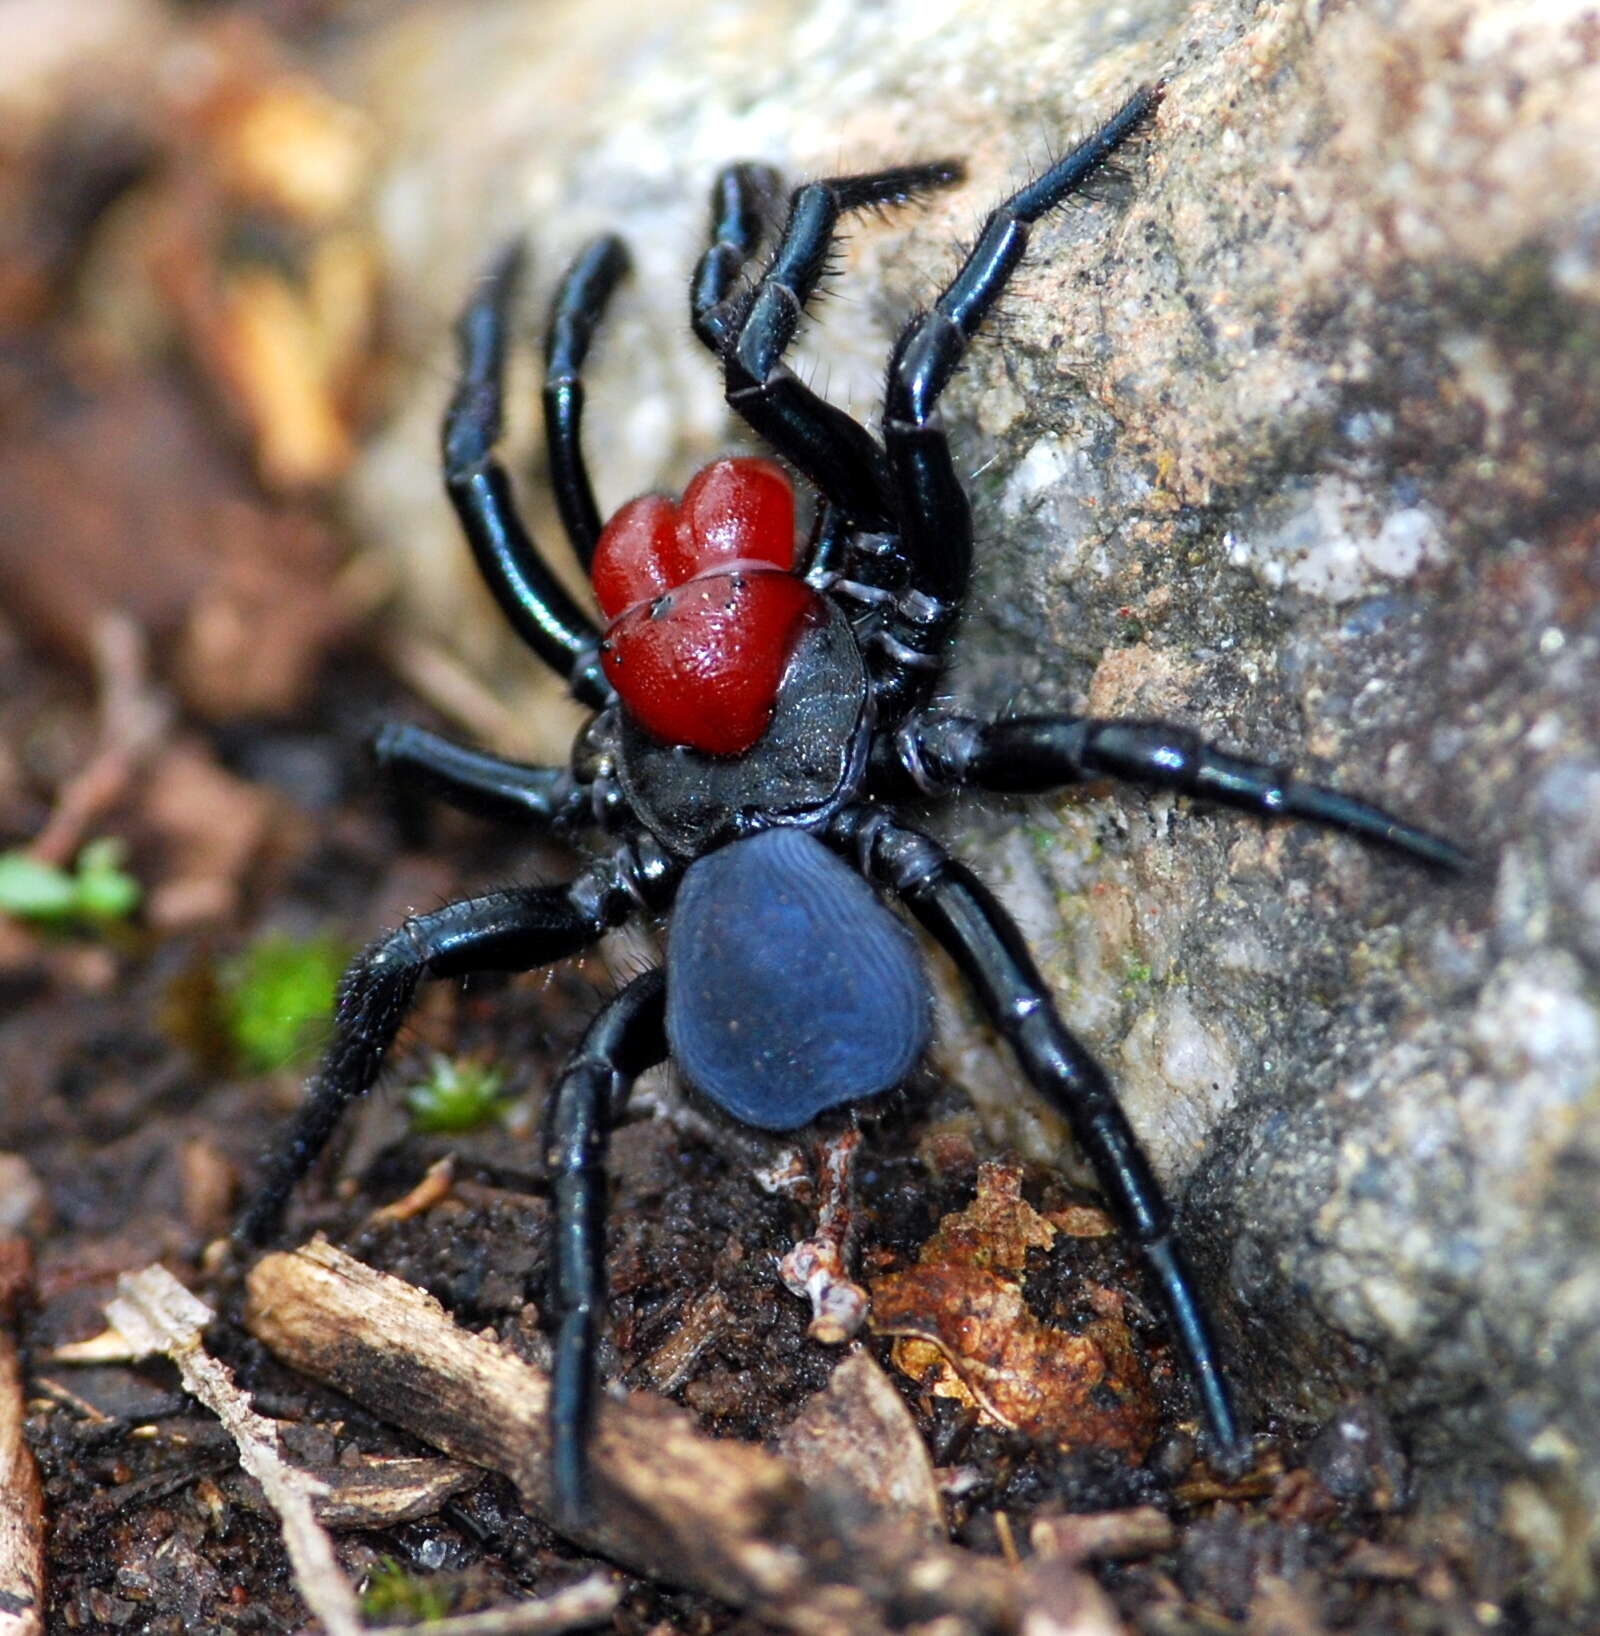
[690, 160, 785, 352]
[877, 713, 1472, 873]
[372, 722, 582, 828]
[841, 809, 1248, 1468]
[544, 234, 632, 570]
[233, 844, 680, 1248]
[719, 160, 966, 530]
[687, 164, 859, 584]
[873, 84, 1164, 718]
[544, 968, 668, 1529]
[444, 242, 612, 707]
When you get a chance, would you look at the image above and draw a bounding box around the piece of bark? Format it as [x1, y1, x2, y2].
[245, 1239, 1020, 1635]
[232, 1456, 479, 1531]
[773, 1349, 945, 1543]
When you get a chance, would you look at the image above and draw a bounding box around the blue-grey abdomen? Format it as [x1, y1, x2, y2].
[666, 827, 928, 1129]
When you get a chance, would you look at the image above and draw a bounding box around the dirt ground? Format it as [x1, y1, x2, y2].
[0, 3, 1578, 1633]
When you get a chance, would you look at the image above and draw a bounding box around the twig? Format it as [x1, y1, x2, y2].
[399, 1573, 619, 1635]
[29, 613, 170, 867]
[106, 1265, 364, 1636]
[779, 1129, 868, 1344]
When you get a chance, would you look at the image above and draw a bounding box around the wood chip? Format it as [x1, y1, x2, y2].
[233, 1456, 478, 1530]
[365, 1155, 457, 1226]
[774, 1348, 944, 1542]
[1029, 1506, 1176, 1563]
[637, 1287, 732, 1394]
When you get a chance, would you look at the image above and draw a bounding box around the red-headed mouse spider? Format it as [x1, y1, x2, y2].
[234, 84, 1467, 1528]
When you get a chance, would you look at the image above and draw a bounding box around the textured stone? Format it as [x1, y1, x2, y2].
[344, 0, 1600, 1586]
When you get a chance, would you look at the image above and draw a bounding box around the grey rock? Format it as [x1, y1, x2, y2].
[345, 0, 1600, 1597]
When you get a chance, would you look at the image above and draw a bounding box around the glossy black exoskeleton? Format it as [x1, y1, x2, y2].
[234, 84, 1467, 1529]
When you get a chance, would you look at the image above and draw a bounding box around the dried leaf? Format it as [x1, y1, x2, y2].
[871, 1162, 1157, 1458]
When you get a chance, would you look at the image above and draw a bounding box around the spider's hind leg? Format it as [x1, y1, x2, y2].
[545, 968, 668, 1529]
[841, 808, 1250, 1471]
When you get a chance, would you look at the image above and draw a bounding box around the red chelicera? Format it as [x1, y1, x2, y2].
[593, 457, 820, 755]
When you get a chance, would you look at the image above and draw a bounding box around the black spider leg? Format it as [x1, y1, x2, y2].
[874, 713, 1470, 872]
[233, 839, 679, 1248]
[835, 806, 1248, 1469]
[687, 168, 862, 588]
[445, 243, 611, 708]
[544, 968, 668, 1528]
[544, 234, 632, 570]
[373, 722, 584, 829]
[799, 501, 860, 583]
[717, 159, 966, 528]
[873, 84, 1163, 719]
[690, 160, 785, 354]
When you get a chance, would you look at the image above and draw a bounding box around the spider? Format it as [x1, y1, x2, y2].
[235, 83, 1466, 1528]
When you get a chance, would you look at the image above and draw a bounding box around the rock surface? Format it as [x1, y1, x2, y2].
[345, 0, 1600, 1594]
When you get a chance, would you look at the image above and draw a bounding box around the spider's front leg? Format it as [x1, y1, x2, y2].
[870, 85, 1163, 716]
[544, 968, 667, 1529]
[233, 840, 678, 1248]
[373, 722, 583, 827]
[839, 808, 1250, 1470]
[716, 159, 965, 526]
[445, 244, 611, 706]
[543, 234, 631, 570]
[876, 711, 1470, 872]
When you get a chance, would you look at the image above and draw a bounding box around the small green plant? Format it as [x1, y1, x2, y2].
[359, 1556, 452, 1624]
[404, 1054, 509, 1134]
[220, 933, 346, 1072]
[0, 837, 141, 928]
